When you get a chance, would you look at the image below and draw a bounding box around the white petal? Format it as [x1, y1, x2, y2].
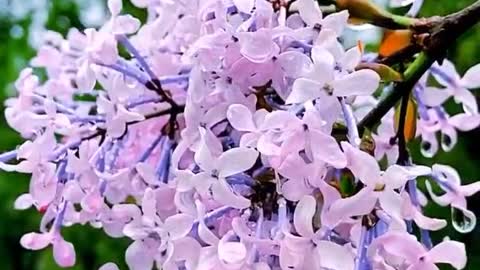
[333, 70, 380, 97]
[218, 240, 247, 264]
[194, 129, 218, 173]
[340, 46, 362, 72]
[20, 232, 52, 250]
[293, 195, 316, 238]
[164, 214, 195, 240]
[428, 241, 467, 269]
[321, 10, 349, 36]
[212, 181, 250, 209]
[282, 179, 312, 202]
[113, 15, 141, 34]
[309, 129, 347, 168]
[218, 147, 258, 178]
[341, 142, 381, 187]
[432, 164, 461, 185]
[461, 63, 480, 89]
[286, 78, 322, 104]
[378, 189, 403, 219]
[76, 63, 96, 91]
[233, 0, 254, 13]
[108, 0, 122, 16]
[326, 188, 377, 228]
[125, 240, 154, 270]
[53, 237, 76, 267]
[276, 51, 313, 78]
[310, 47, 335, 83]
[449, 113, 480, 131]
[413, 210, 447, 231]
[136, 162, 159, 185]
[432, 60, 460, 87]
[296, 0, 323, 25]
[14, 193, 33, 210]
[376, 232, 426, 263]
[227, 104, 256, 132]
[116, 105, 145, 123]
[383, 165, 416, 190]
[99, 262, 120, 270]
[454, 88, 478, 114]
[195, 200, 220, 246]
[420, 87, 451, 107]
[315, 241, 355, 270]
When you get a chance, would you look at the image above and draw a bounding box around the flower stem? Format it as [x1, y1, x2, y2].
[358, 52, 433, 134]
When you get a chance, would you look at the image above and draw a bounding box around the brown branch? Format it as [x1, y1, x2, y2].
[358, 0, 480, 134]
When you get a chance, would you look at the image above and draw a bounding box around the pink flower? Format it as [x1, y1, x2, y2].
[286, 47, 380, 104]
[371, 232, 467, 270]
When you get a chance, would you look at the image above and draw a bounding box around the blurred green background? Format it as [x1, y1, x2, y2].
[0, 0, 478, 269]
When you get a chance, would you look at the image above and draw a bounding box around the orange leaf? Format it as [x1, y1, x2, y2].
[379, 30, 412, 57]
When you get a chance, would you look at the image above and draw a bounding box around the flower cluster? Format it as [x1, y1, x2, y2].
[2, 0, 480, 269]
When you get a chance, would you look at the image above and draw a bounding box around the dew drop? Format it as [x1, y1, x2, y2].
[451, 207, 476, 233]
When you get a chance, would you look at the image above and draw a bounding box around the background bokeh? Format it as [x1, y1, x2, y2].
[0, 0, 478, 269]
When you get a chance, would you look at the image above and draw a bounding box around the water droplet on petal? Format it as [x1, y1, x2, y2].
[451, 207, 476, 233]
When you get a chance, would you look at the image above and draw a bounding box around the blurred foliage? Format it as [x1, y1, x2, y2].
[0, 0, 478, 269]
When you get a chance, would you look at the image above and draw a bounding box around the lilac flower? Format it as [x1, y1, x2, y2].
[286, 47, 380, 104]
[429, 60, 480, 113]
[190, 128, 258, 209]
[371, 232, 466, 270]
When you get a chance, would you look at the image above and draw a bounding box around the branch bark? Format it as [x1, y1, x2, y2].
[358, 0, 480, 134]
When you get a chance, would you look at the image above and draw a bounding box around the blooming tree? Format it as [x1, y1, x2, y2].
[2, 0, 480, 269]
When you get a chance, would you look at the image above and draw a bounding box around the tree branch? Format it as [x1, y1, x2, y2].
[358, 0, 480, 134]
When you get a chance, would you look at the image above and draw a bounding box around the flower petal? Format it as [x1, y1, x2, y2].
[296, 0, 323, 25]
[108, 0, 122, 16]
[378, 189, 403, 219]
[276, 51, 313, 78]
[315, 241, 355, 270]
[212, 181, 251, 209]
[428, 240, 467, 269]
[308, 129, 346, 168]
[53, 237, 76, 268]
[99, 262, 120, 270]
[461, 63, 480, 89]
[294, 195, 316, 238]
[20, 232, 52, 250]
[164, 213, 195, 240]
[326, 188, 377, 228]
[419, 87, 451, 107]
[383, 165, 429, 190]
[376, 232, 425, 263]
[413, 210, 447, 231]
[286, 78, 322, 104]
[341, 142, 380, 186]
[14, 193, 34, 210]
[333, 70, 380, 97]
[237, 29, 278, 63]
[218, 147, 258, 178]
[227, 104, 256, 132]
[449, 113, 480, 131]
[76, 62, 96, 91]
[195, 200, 220, 246]
[125, 240, 154, 270]
[233, 0, 254, 13]
[218, 240, 247, 264]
